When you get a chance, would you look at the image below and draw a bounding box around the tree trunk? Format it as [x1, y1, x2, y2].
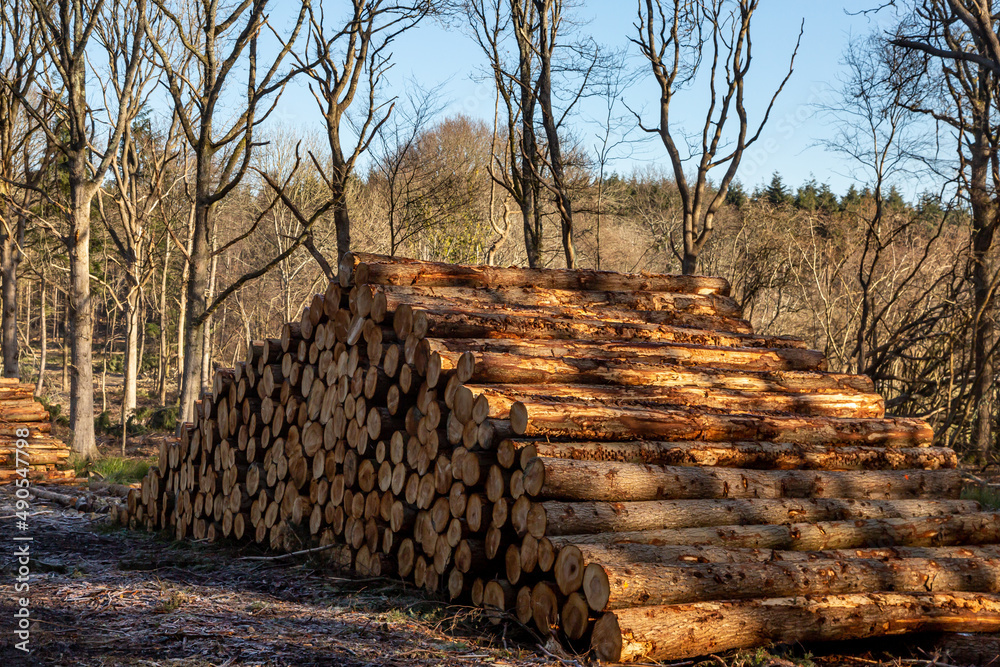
[123, 286, 140, 419]
[521, 457, 961, 501]
[35, 274, 47, 397]
[67, 176, 99, 460]
[0, 217, 22, 378]
[157, 238, 170, 405]
[178, 181, 211, 427]
[591, 592, 1000, 662]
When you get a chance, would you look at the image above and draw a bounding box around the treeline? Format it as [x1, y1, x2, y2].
[0, 0, 998, 462]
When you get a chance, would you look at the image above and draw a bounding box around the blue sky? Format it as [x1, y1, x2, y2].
[273, 1, 911, 200]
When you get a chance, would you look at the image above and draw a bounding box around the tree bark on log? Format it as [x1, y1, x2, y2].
[457, 383, 884, 420]
[339, 251, 732, 295]
[522, 457, 962, 501]
[528, 498, 979, 537]
[510, 402, 933, 446]
[421, 338, 837, 376]
[409, 307, 802, 348]
[583, 557, 1000, 611]
[591, 592, 1000, 662]
[503, 440, 953, 471]
[372, 284, 743, 318]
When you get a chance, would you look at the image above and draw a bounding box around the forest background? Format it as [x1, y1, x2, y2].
[1, 0, 997, 465]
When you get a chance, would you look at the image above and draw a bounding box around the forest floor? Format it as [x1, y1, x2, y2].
[3, 479, 1000, 666]
[5, 380, 1000, 666]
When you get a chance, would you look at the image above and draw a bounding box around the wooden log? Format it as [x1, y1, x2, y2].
[454, 383, 885, 420]
[591, 592, 1000, 663]
[548, 513, 1000, 594]
[372, 289, 752, 334]
[408, 307, 801, 349]
[502, 440, 954, 471]
[509, 402, 933, 446]
[421, 339, 830, 379]
[525, 498, 980, 537]
[522, 457, 962, 501]
[339, 251, 732, 296]
[583, 557, 1000, 612]
[375, 284, 743, 317]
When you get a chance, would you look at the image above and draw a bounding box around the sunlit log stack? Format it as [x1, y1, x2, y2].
[127, 252, 1000, 663]
[0, 379, 68, 480]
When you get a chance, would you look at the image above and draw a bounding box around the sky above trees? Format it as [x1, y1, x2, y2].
[266, 1, 904, 200]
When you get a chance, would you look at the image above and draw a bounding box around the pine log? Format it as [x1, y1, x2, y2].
[591, 592, 1000, 663]
[455, 383, 884, 420]
[584, 557, 1000, 611]
[420, 340, 830, 382]
[526, 498, 979, 537]
[373, 284, 743, 317]
[407, 307, 802, 349]
[339, 251, 732, 295]
[509, 402, 932, 446]
[549, 513, 1000, 593]
[502, 440, 953, 471]
[522, 457, 962, 501]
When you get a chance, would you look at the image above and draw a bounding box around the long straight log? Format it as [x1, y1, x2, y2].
[529, 498, 979, 537]
[591, 592, 1000, 663]
[522, 457, 962, 501]
[458, 384, 884, 420]
[409, 307, 801, 349]
[421, 338, 837, 378]
[509, 402, 932, 446]
[373, 284, 743, 318]
[548, 513, 1000, 563]
[503, 440, 954, 471]
[555, 543, 1000, 570]
[584, 557, 1000, 611]
[340, 251, 732, 295]
[379, 290, 752, 334]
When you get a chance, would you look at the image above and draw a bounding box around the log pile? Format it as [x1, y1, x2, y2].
[126, 253, 995, 662]
[0, 380, 67, 480]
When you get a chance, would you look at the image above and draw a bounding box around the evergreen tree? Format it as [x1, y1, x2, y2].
[764, 172, 791, 206]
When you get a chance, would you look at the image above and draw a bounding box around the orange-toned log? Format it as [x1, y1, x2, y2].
[583, 557, 1000, 612]
[501, 440, 954, 471]
[591, 593, 1000, 663]
[521, 457, 961, 501]
[339, 251, 732, 296]
[508, 402, 932, 446]
[526, 498, 978, 537]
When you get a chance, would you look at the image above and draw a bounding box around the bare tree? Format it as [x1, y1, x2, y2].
[632, 0, 801, 275]
[890, 0, 1000, 460]
[462, 0, 544, 266]
[296, 0, 430, 264]
[2, 0, 150, 459]
[95, 11, 180, 427]
[0, 0, 48, 379]
[143, 0, 309, 426]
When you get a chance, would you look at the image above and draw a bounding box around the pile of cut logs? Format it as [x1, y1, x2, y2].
[127, 253, 1000, 662]
[0, 380, 68, 481]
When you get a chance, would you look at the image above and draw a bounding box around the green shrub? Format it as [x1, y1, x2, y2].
[91, 457, 151, 484]
[147, 405, 178, 432]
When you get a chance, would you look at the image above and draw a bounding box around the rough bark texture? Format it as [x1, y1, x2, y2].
[591, 593, 1000, 662]
[521, 457, 960, 501]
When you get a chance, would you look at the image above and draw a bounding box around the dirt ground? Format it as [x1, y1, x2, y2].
[3, 485, 1000, 667]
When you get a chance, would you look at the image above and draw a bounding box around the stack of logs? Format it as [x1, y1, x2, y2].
[127, 253, 1000, 662]
[0, 380, 68, 481]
